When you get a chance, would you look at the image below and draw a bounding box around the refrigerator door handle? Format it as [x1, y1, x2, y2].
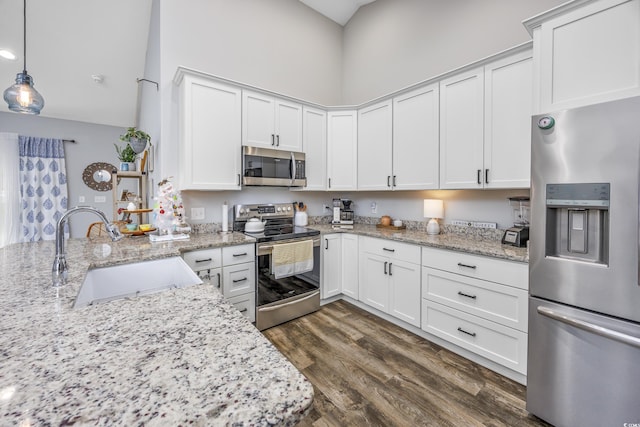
[537, 306, 640, 349]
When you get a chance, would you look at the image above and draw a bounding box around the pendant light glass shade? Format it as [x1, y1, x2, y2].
[4, 72, 44, 114]
[3, 0, 44, 115]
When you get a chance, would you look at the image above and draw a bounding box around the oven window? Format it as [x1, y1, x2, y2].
[245, 155, 290, 179]
[257, 250, 319, 306]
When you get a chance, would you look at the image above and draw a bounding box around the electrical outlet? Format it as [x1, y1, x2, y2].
[474, 222, 497, 229]
[78, 196, 85, 203]
[191, 207, 205, 220]
[94, 196, 106, 203]
[451, 219, 473, 227]
[371, 202, 377, 214]
[450, 219, 497, 229]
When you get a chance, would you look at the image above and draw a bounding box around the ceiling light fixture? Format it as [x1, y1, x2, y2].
[0, 49, 17, 61]
[3, 0, 44, 115]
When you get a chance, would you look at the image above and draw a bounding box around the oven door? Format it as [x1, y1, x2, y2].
[256, 236, 320, 330]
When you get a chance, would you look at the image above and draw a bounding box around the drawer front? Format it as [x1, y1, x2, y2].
[222, 244, 255, 266]
[223, 262, 256, 298]
[421, 300, 527, 374]
[421, 246, 527, 289]
[361, 236, 421, 264]
[228, 292, 256, 323]
[183, 248, 222, 271]
[422, 267, 528, 332]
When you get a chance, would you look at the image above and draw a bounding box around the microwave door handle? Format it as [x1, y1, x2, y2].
[290, 151, 296, 186]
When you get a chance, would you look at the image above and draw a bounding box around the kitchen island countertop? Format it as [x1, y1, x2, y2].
[0, 232, 313, 426]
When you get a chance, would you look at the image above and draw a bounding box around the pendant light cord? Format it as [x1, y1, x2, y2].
[22, 0, 27, 74]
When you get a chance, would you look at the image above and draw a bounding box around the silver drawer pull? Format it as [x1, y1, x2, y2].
[383, 248, 395, 252]
[195, 258, 212, 263]
[457, 327, 476, 337]
[239, 308, 248, 313]
[457, 262, 477, 269]
[232, 277, 248, 283]
[232, 253, 248, 257]
[457, 291, 477, 299]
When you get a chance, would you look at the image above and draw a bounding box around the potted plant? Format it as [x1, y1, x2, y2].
[114, 143, 137, 171]
[120, 127, 151, 154]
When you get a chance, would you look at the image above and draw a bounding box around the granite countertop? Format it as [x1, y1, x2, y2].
[0, 232, 313, 426]
[309, 224, 529, 263]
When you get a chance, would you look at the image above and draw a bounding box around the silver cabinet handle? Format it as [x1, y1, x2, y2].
[195, 258, 212, 263]
[537, 306, 640, 349]
[457, 262, 476, 269]
[232, 277, 248, 283]
[457, 291, 477, 299]
[232, 253, 248, 257]
[457, 327, 476, 337]
[384, 261, 388, 275]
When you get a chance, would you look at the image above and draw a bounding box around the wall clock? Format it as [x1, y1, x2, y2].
[82, 162, 116, 191]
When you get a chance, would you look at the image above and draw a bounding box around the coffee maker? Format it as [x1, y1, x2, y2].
[332, 198, 354, 229]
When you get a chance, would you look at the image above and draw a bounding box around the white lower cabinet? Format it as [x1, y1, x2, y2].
[359, 237, 421, 327]
[322, 234, 342, 299]
[421, 246, 528, 374]
[183, 244, 256, 322]
[341, 233, 359, 299]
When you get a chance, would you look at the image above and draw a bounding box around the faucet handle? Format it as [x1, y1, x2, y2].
[106, 223, 124, 241]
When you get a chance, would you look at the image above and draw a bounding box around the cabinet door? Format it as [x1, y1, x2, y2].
[242, 90, 276, 148]
[322, 234, 342, 299]
[275, 99, 303, 151]
[484, 50, 533, 189]
[341, 234, 359, 299]
[300, 106, 327, 191]
[359, 252, 389, 312]
[179, 76, 241, 190]
[389, 259, 421, 327]
[537, 0, 640, 112]
[358, 100, 393, 190]
[327, 111, 358, 190]
[393, 84, 440, 190]
[439, 67, 484, 189]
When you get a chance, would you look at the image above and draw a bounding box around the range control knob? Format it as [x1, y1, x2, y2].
[277, 207, 282, 212]
[287, 206, 292, 211]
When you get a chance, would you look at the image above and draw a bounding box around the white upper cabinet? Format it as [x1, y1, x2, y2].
[242, 90, 303, 151]
[484, 50, 533, 189]
[327, 111, 358, 191]
[393, 84, 440, 190]
[526, 0, 640, 113]
[358, 100, 393, 191]
[176, 73, 242, 190]
[439, 66, 485, 189]
[440, 48, 533, 190]
[300, 106, 327, 191]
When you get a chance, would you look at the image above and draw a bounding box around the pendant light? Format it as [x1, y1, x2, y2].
[3, 0, 44, 115]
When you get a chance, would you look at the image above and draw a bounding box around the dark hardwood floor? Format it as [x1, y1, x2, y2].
[263, 300, 550, 427]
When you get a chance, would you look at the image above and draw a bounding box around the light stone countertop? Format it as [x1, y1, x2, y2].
[308, 224, 528, 263]
[0, 232, 313, 426]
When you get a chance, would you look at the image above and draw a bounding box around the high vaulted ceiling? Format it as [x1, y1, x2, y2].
[0, 0, 152, 128]
[299, 0, 377, 26]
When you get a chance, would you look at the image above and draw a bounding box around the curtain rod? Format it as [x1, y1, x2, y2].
[62, 139, 76, 143]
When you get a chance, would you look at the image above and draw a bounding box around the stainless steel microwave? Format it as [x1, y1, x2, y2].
[242, 146, 306, 187]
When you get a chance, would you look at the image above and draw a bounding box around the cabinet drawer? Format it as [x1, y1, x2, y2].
[222, 244, 255, 266]
[422, 267, 528, 332]
[421, 300, 527, 374]
[183, 248, 222, 271]
[361, 236, 421, 264]
[228, 292, 256, 323]
[421, 246, 527, 289]
[223, 262, 256, 298]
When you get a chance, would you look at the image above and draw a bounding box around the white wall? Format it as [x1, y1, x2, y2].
[0, 112, 126, 237]
[342, 0, 566, 104]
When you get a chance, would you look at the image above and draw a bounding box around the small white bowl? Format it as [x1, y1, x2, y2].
[393, 220, 403, 227]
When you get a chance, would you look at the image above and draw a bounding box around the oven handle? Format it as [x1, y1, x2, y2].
[258, 236, 321, 252]
[257, 291, 320, 312]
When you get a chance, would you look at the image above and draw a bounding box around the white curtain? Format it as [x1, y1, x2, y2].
[0, 133, 20, 247]
[19, 136, 69, 242]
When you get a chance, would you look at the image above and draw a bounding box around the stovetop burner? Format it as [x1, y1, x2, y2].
[234, 203, 319, 242]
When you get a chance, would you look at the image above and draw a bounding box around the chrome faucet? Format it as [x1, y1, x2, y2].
[52, 206, 123, 287]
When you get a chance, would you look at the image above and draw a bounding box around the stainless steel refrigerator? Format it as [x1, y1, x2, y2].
[528, 96, 640, 426]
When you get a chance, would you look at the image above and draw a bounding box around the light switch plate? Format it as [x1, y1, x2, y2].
[191, 207, 205, 220]
[94, 196, 106, 203]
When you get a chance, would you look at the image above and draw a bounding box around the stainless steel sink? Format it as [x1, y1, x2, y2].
[74, 257, 202, 308]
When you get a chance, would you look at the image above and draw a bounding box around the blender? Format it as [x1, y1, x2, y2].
[502, 196, 530, 247]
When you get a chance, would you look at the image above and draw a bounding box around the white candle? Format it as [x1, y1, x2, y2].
[222, 201, 228, 232]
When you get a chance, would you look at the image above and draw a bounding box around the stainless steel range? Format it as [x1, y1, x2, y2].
[233, 203, 321, 331]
